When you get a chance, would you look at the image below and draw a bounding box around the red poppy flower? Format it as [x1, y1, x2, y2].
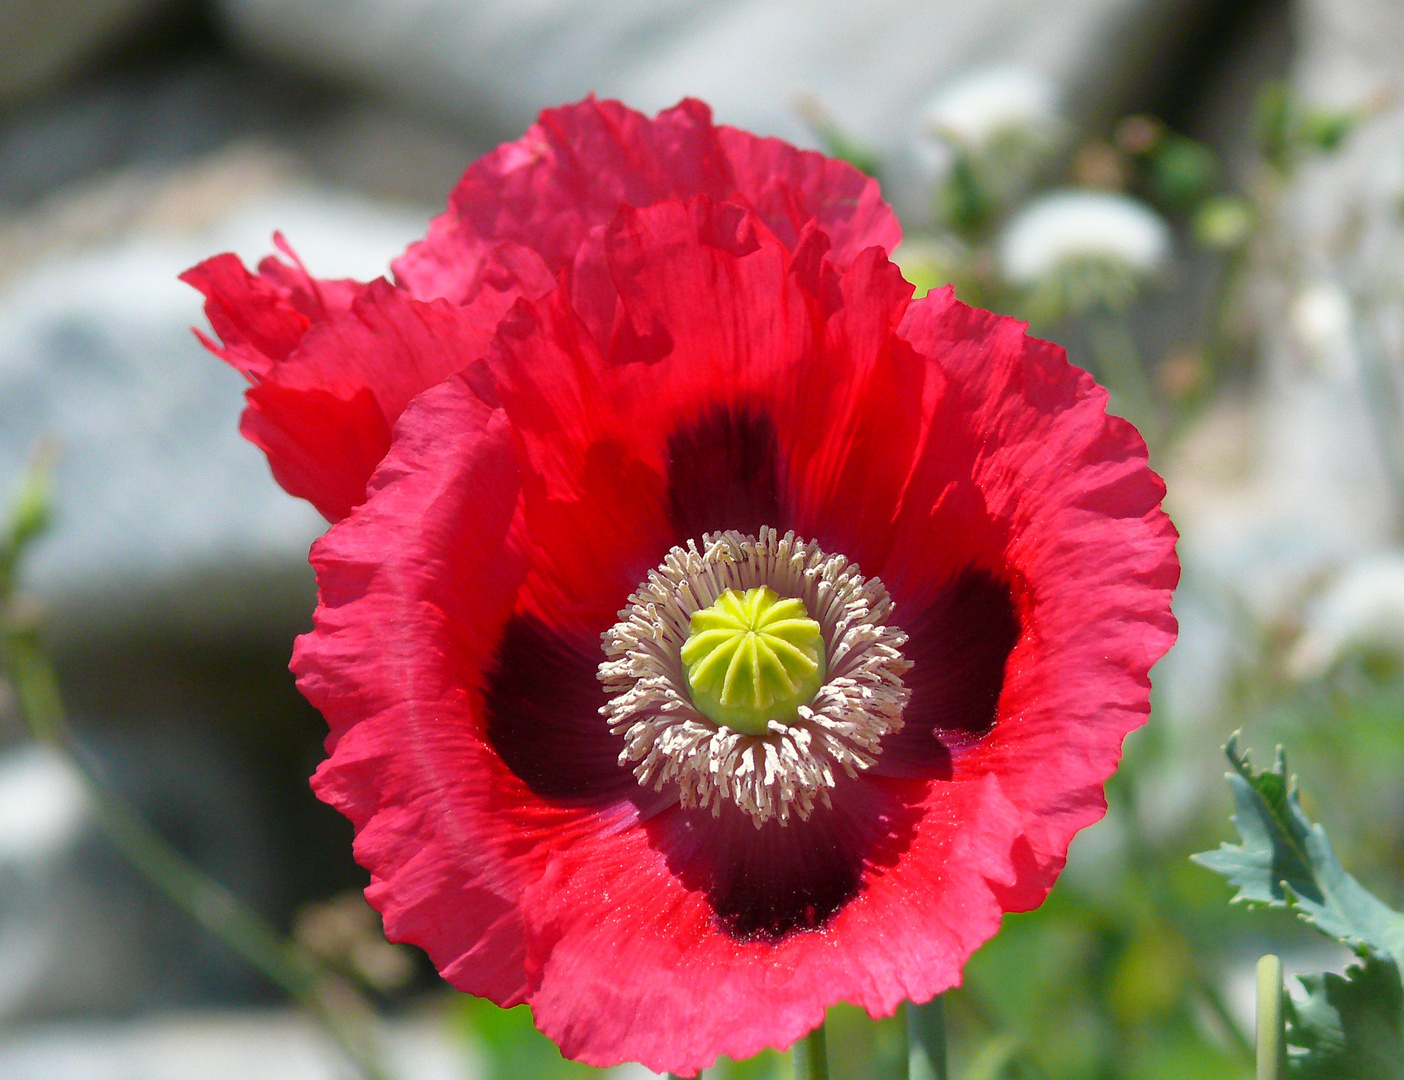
[186, 99, 1178, 1076]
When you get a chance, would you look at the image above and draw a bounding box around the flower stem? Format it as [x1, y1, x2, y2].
[1256, 954, 1285, 1080]
[907, 997, 948, 1080]
[1194, 961, 1255, 1063]
[0, 468, 395, 1080]
[794, 1020, 829, 1079]
[1088, 314, 1158, 442]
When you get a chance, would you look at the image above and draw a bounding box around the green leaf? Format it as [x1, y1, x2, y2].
[1191, 733, 1404, 970]
[1, 449, 54, 600]
[451, 996, 601, 1079]
[1287, 952, 1404, 1079]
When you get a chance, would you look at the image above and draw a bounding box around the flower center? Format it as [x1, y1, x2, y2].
[680, 586, 826, 736]
[599, 528, 911, 826]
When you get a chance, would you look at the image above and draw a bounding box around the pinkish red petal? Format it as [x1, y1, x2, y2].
[297, 374, 536, 1001]
[189, 99, 896, 521]
[188, 241, 553, 522]
[394, 97, 899, 309]
[716, 124, 902, 265]
[881, 287, 1179, 884]
[299, 374, 671, 1007]
[516, 773, 1024, 1074]
[181, 253, 312, 380]
[256, 233, 364, 319]
[775, 243, 928, 572]
[243, 281, 517, 521]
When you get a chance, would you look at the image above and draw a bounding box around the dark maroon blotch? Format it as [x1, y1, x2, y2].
[666, 407, 784, 539]
[483, 615, 635, 802]
[876, 570, 1020, 778]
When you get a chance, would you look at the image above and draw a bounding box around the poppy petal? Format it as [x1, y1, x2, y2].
[885, 288, 1179, 878]
[515, 773, 1023, 1074]
[394, 97, 898, 307]
[251, 277, 528, 521]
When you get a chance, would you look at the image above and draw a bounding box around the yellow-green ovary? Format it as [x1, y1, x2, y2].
[679, 586, 826, 736]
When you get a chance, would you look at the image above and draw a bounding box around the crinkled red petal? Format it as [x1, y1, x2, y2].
[879, 287, 1180, 883]
[716, 124, 902, 265]
[181, 253, 313, 380]
[296, 373, 538, 1002]
[587, 197, 930, 573]
[189, 100, 896, 525]
[518, 773, 1024, 1072]
[393, 96, 899, 310]
[298, 372, 663, 1004]
[252, 280, 523, 521]
[187, 241, 553, 522]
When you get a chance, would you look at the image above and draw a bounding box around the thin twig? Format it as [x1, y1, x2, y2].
[0, 468, 395, 1080]
[907, 997, 948, 1080]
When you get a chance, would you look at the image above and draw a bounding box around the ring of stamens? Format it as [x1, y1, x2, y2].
[599, 527, 911, 826]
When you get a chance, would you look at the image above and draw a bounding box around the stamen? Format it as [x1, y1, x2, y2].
[599, 528, 911, 826]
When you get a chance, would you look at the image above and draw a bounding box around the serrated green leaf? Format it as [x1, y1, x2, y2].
[1190, 733, 1404, 970]
[1287, 952, 1404, 1079]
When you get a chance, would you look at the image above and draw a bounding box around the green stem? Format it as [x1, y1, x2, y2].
[1256, 954, 1285, 1080]
[1088, 314, 1159, 443]
[1195, 962, 1256, 1064]
[794, 1021, 829, 1080]
[0, 616, 394, 1080]
[1114, 745, 1254, 1068]
[907, 997, 948, 1080]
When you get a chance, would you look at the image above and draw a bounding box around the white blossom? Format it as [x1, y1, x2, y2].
[1289, 282, 1355, 376]
[919, 66, 1060, 150]
[998, 190, 1171, 285]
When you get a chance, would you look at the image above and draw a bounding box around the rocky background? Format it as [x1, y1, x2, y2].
[2, 0, 1402, 1077]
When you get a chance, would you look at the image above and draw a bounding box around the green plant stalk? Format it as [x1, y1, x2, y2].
[1113, 748, 1255, 1066]
[794, 1021, 829, 1080]
[1256, 954, 1284, 1080]
[1196, 965, 1257, 1064]
[0, 617, 394, 1080]
[907, 997, 948, 1080]
[1088, 314, 1159, 443]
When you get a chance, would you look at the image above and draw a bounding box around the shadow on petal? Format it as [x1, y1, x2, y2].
[484, 615, 636, 804]
[876, 570, 1020, 779]
[648, 775, 922, 941]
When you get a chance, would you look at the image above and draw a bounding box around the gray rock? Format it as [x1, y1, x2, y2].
[214, 0, 1222, 209]
[0, 1008, 478, 1080]
[0, 746, 89, 1017]
[0, 147, 434, 637]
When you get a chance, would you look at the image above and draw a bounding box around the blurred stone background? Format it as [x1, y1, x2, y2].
[1, 0, 1402, 1077]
